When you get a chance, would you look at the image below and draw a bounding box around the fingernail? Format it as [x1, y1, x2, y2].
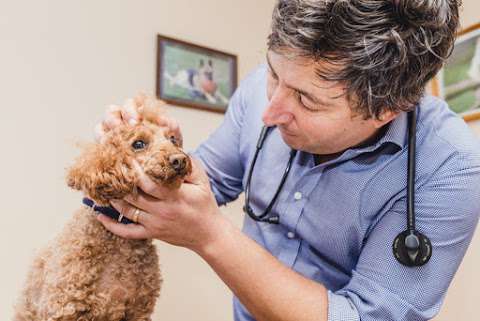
[129, 118, 138, 126]
[108, 104, 120, 112]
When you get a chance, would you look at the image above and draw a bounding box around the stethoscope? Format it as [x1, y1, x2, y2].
[243, 109, 432, 267]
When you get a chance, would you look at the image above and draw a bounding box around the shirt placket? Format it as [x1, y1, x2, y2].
[276, 167, 323, 267]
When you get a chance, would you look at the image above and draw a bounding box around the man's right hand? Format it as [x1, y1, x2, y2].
[94, 93, 182, 146]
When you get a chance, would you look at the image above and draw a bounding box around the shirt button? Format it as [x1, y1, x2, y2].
[294, 192, 302, 200]
[287, 231, 296, 239]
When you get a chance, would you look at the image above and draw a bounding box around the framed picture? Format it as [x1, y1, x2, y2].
[156, 34, 238, 113]
[431, 23, 480, 122]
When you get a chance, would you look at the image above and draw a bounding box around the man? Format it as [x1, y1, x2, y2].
[96, 0, 480, 320]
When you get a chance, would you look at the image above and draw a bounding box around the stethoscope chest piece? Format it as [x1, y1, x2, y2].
[393, 230, 432, 267]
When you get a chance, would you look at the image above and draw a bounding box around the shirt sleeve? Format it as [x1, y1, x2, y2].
[191, 71, 251, 206]
[327, 290, 360, 321]
[330, 156, 480, 321]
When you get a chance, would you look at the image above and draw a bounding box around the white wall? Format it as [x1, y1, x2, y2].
[0, 1, 275, 320]
[1, 0, 478, 320]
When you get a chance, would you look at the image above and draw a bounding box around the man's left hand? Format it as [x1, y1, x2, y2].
[96, 157, 223, 253]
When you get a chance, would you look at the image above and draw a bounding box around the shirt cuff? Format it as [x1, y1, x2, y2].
[327, 290, 360, 321]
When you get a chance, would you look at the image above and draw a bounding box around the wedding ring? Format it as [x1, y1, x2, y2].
[132, 208, 141, 224]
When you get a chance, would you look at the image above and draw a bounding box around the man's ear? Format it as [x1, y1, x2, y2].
[373, 110, 399, 128]
[66, 143, 137, 206]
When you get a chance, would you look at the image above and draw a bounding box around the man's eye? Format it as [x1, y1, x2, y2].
[298, 93, 319, 111]
[169, 136, 178, 146]
[132, 140, 147, 150]
[298, 93, 310, 107]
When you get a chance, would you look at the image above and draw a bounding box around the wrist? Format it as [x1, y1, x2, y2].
[192, 211, 236, 259]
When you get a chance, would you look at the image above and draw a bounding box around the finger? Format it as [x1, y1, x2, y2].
[134, 92, 147, 107]
[110, 199, 151, 226]
[132, 161, 174, 199]
[106, 104, 121, 113]
[103, 105, 123, 129]
[94, 123, 107, 143]
[124, 191, 166, 216]
[184, 157, 209, 185]
[159, 115, 172, 127]
[162, 117, 180, 133]
[151, 110, 175, 128]
[96, 214, 151, 239]
[122, 98, 140, 125]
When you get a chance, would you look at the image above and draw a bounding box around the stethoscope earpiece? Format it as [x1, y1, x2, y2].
[393, 230, 432, 267]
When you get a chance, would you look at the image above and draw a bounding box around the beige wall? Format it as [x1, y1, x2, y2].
[0, 1, 478, 320]
[0, 0, 275, 319]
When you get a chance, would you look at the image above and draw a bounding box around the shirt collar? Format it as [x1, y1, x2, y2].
[309, 111, 409, 167]
[340, 110, 409, 157]
[374, 110, 409, 150]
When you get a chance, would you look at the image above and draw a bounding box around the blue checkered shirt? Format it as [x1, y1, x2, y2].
[193, 65, 480, 321]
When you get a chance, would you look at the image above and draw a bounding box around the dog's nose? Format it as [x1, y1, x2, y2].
[169, 154, 187, 173]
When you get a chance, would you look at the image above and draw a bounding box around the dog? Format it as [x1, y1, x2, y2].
[165, 59, 230, 105]
[13, 97, 191, 321]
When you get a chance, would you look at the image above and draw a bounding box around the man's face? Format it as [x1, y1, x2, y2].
[262, 50, 396, 155]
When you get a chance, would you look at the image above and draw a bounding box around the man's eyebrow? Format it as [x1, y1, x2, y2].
[266, 53, 333, 107]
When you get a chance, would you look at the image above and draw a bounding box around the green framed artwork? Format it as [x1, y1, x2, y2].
[431, 23, 480, 122]
[156, 34, 238, 113]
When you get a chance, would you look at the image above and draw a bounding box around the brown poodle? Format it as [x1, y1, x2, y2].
[14, 97, 191, 321]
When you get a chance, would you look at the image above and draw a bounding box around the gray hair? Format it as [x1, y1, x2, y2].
[268, 0, 461, 119]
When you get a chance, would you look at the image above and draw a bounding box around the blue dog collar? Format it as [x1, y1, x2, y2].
[82, 198, 133, 224]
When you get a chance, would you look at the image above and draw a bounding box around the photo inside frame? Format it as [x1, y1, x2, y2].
[158, 39, 236, 112]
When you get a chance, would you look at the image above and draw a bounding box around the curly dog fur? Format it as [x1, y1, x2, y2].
[14, 97, 191, 321]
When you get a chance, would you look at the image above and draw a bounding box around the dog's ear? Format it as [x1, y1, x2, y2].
[66, 142, 137, 206]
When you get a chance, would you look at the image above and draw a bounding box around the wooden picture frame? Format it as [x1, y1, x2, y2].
[156, 34, 238, 113]
[430, 23, 480, 122]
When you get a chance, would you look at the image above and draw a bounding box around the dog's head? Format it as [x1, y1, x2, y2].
[199, 59, 217, 94]
[199, 59, 214, 81]
[66, 99, 191, 206]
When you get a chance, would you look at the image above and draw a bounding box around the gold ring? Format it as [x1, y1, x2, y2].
[132, 208, 141, 224]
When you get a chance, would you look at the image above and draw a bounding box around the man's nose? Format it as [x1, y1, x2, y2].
[262, 88, 293, 127]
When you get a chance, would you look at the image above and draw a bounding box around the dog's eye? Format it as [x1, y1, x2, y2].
[132, 140, 147, 150]
[169, 136, 178, 146]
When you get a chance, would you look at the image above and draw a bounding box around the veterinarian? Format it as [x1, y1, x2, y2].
[96, 1, 480, 320]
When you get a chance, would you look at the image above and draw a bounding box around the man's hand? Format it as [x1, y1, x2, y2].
[94, 93, 182, 145]
[93, 93, 226, 251]
[97, 155, 224, 253]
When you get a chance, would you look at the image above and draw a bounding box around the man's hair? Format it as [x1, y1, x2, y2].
[268, 0, 461, 119]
